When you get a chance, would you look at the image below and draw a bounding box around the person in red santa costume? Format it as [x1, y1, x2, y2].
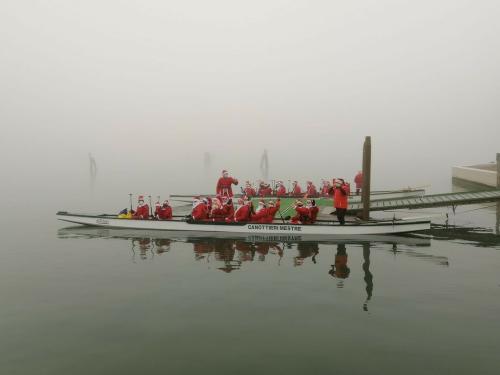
[258, 182, 273, 197]
[243, 181, 256, 197]
[290, 200, 311, 224]
[133, 195, 150, 219]
[291, 181, 302, 196]
[262, 199, 281, 223]
[229, 198, 251, 222]
[191, 197, 208, 220]
[275, 181, 287, 197]
[216, 170, 239, 198]
[250, 200, 268, 223]
[307, 199, 319, 224]
[320, 180, 331, 197]
[306, 181, 318, 197]
[155, 200, 173, 220]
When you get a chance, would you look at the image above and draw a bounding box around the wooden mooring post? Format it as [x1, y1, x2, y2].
[361, 136, 372, 221]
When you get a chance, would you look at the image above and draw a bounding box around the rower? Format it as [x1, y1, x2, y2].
[330, 178, 349, 225]
[243, 181, 256, 197]
[291, 181, 302, 195]
[354, 171, 363, 195]
[320, 180, 331, 197]
[290, 200, 310, 224]
[221, 197, 235, 219]
[232, 198, 251, 222]
[307, 199, 319, 223]
[275, 181, 287, 197]
[156, 200, 173, 220]
[216, 170, 239, 198]
[258, 182, 273, 197]
[306, 181, 318, 196]
[191, 197, 208, 220]
[262, 199, 281, 223]
[250, 200, 268, 223]
[132, 195, 150, 219]
[210, 197, 225, 220]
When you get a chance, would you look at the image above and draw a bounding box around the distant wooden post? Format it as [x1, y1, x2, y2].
[361, 137, 372, 221]
[496, 153, 500, 234]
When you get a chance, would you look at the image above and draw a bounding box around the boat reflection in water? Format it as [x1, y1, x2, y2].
[57, 227, 450, 311]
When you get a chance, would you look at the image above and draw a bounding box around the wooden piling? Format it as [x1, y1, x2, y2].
[497, 153, 500, 234]
[361, 136, 372, 221]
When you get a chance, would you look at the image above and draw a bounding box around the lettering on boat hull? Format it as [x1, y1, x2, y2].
[247, 224, 302, 232]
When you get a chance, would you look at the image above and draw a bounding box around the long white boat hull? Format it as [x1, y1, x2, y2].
[56, 212, 430, 237]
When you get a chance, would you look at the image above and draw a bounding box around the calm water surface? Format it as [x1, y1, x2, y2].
[1, 201, 500, 375]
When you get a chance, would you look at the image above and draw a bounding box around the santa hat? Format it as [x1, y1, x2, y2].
[138, 195, 145, 201]
[295, 200, 303, 206]
[222, 169, 228, 174]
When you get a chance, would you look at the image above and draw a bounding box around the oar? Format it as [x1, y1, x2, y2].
[148, 195, 153, 217]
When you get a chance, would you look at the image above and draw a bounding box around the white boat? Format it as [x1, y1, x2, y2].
[58, 226, 432, 246]
[56, 211, 430, 237]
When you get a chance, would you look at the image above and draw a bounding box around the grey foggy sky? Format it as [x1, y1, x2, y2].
[1, 0, 499, 209]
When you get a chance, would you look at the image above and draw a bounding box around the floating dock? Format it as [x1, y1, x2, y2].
[345, 189, 500, 213]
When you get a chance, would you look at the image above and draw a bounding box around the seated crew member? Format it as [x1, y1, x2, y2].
[321, 180, 331, 197]
[243, 181, 256, 197]
[290, 200, 311, 224]
[231, 198, 251, 222]
[216, 170, 239, 198]
[221, 197, 235, 219]
[156, 200, 173, 220]
[210, 197, 225, 221]
[258, 182, 273, 197]
[307, 199, 319, 224]
[250, 200, 268, 223]
[262, 199, 281, 223]
[133, 195, 150, 219]
[275, 181, 287, 196]
[306, 181, 318, 196]
[291, 181, 302, 195]
[354, 171, 363, 195]
[191, 197, 208, 220]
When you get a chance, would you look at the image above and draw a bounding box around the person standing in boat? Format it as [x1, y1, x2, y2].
[291, 181, 302, 196]
[155, 200, 173, 220]
[133, 195, 150, 219]
[354, 171, 363, 195]
[275, 181, 287, 197]
[330, 179, 349, 225]
[192, 197, 209, 220]
[216, 170, 239, 198]
[306, 181, 318, 197]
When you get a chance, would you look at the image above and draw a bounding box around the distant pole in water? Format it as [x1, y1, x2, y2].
[496, 153, 500, 234]
[260, 149, 269, 181]
[89, 153, 97, 190]
[361, 137, 371, 221]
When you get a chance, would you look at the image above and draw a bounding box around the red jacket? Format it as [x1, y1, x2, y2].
[354, 173, 363, 189]
[333, 185, 349, 209]
[306, 184, 318, 196]
[292, 185, 302, 195]
[321, 185, 331, 196]
[244, 187, 256, 197]
[276, 186, 287, 196]
[133, 204, 150, 219]
[251, 207, 268, 223]
[262, 201, 281, 223]
[291, 206, 310, 224]
[216, 177, 238, 197]
[258, 187, 273, 197]
[233, 204, 251, 222]
[156, 206, 172, 220]
[309, 206, 319, 223]
[222, 203, 235, 218]
[192, 202, 208, 220]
